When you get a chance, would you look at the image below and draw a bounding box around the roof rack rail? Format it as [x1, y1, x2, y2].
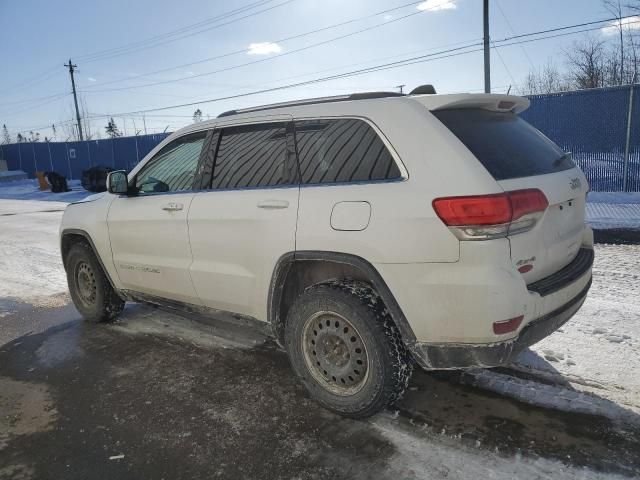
[217, 91, 405, 118]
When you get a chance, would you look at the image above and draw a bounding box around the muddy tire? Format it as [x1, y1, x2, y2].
[65, 242, 124, 323]
[284, 280, 413, 418]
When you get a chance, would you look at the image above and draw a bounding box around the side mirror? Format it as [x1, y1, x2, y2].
[107, 170, 129, 195]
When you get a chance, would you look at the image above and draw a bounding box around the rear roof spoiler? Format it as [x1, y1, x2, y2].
[413, 93, 530, 114]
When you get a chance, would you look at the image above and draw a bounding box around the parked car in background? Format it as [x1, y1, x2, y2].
[81, 165, 114, 192]
[60, 87, 593, 417]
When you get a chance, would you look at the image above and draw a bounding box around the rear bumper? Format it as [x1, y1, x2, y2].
[410, 277, 592, 369]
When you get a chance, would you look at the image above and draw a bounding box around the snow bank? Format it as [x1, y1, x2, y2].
[586, 192, 640, 230]
[371, 414, 626, 479]
[0, 178, 89, 203]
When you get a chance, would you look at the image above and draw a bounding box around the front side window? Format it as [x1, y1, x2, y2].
[294, 119, 401, 185]
[135, 132, 206, 193]
[211, 123, 288, 189]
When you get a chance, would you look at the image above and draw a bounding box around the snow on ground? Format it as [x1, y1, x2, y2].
[0, 178, 89, 203]
[371, 413, 627, 480]
[0, 180, 91, 308]
[0, 208, 69, 309]
[587, 191, 640, 230]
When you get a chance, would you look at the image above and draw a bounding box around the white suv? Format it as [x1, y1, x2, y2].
[60, 87, 593, 417]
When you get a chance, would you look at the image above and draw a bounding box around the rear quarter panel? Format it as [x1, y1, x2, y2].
[291, 98, 502, 264]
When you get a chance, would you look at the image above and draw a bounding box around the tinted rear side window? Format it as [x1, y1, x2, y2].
[294, 119, 401, 184]
[211, 123, 288, 189]
[432, 109, 572, 180]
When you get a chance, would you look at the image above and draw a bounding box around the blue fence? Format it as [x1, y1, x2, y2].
[0, 133, 170, 180]
[1, 86, 639, 191]
[521, 85, 639, 192]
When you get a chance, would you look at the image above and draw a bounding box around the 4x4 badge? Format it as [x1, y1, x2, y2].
[570, 178, 581, 190]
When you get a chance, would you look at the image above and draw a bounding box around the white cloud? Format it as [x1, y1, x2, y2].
[601, 16, 640, 35]
[247, 42, 282, 55]
[417, 0, 456, 11]
[87, 77, 97, 82]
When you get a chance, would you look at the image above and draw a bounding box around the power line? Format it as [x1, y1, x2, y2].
[0, 66, 61, 97]
[9, 15, 640, 133]
[0, 91, 69, 109]
[82, 0, 428, 89]
[495, 0, 535, 70]
[81, 1, 453, 93]
[0, 94, 70, 117]
[76, 0, 297, 64]
[81, 17, 640, 119]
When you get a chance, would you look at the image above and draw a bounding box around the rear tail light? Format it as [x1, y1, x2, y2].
[433, 189, 548, 240]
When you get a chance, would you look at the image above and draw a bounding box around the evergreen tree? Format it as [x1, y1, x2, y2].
[105, 118, 122, 138]
[193, 109, 203, 123]
[1, 124, 10, 144]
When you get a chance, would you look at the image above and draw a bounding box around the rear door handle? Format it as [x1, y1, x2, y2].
[161, 202, 183, 211]
[257, 200, 289, 209]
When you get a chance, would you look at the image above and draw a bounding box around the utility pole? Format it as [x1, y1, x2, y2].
[64, 59, 84, 141]
[396, 84, 405, 94]
[483, 0, 491, 93]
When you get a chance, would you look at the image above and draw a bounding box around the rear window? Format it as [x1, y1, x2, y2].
[432, 108, 573, 180]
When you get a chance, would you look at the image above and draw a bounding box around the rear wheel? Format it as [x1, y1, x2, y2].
[285, 280, 412, 418]
[65, 242, 124, 323]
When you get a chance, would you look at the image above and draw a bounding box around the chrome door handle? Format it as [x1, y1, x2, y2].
[257, 200, 289, 209]
[161, 202, 183, 211]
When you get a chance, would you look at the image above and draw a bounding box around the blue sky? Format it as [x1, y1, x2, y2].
[0, 0, 631, 140]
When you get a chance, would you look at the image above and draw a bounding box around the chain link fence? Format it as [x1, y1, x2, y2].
[521, 84, 639, 192]
[0, 133, 170, 180]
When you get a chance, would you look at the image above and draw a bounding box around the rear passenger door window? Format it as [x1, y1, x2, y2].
[135, 132, 207, 194]
[211, 123, 291, 189]
[294, 119, 401, 185]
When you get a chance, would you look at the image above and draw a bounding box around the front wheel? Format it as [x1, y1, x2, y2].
[284, 280, 413, 418]
[65, 242, 125, 323]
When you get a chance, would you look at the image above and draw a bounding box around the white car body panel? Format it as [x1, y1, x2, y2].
[188, 185, 299, 321]
[107, 193, 201, 304]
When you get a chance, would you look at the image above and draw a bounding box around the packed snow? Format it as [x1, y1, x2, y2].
[371, 414, 629, 480]
[587, 191, 640, 229]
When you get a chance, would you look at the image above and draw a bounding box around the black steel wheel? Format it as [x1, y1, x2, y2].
[302, 311, 370, 396]
[65, 242, 124, 323]
[285, 280, 413, 418]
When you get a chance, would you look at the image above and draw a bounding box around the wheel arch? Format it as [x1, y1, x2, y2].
[268, 251, 417, 348]
[60, 228, 120, 293]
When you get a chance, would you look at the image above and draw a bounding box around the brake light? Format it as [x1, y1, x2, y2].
[432, 189, 548, 240]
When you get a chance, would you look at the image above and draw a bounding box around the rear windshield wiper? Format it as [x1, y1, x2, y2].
[553, 152, 572, 167]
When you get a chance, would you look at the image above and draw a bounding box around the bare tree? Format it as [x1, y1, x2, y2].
[565, 37, 608, 89]
[604, 0, 626, 84]
[520, 61, 570, 94]
[193, 109, 203, 123]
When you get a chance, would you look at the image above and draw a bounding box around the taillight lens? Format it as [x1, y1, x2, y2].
[433, 189, 548, 240]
